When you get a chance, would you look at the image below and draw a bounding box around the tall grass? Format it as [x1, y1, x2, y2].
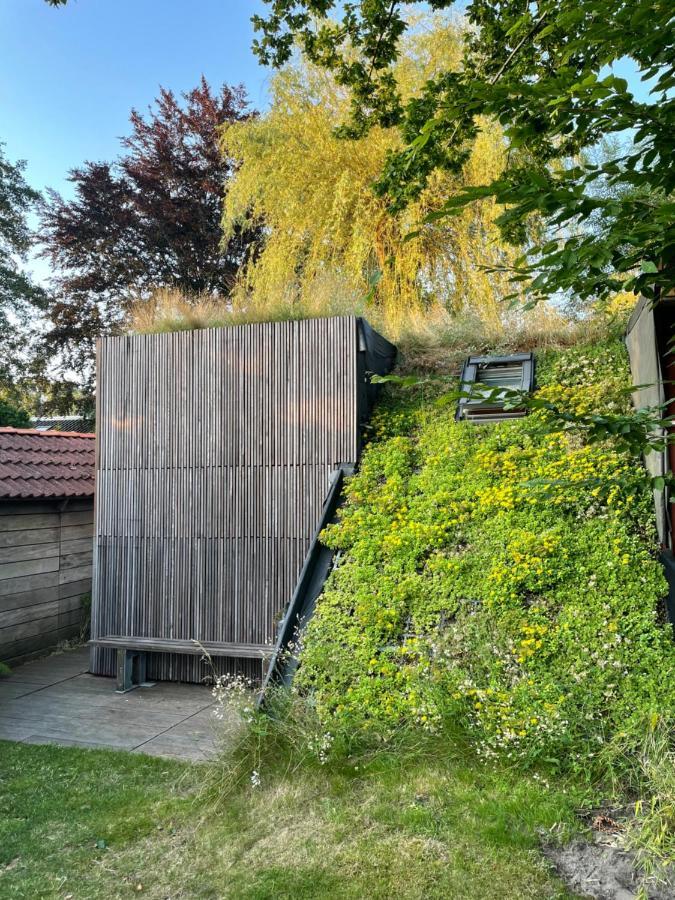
[127, 286, 628, 372]
[626, 727, 675, 875]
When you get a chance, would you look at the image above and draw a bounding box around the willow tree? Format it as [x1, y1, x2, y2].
[221, 17, 526, 333]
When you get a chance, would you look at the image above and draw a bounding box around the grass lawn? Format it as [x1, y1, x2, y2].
[0, 739, 586, 899]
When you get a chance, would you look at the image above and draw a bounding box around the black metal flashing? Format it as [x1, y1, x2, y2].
[357, 318, 398, 420]
[259, 464, 353, 700]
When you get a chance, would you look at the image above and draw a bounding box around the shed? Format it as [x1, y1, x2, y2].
[0, 428, 96, 666]
[90, 316, 396, 685]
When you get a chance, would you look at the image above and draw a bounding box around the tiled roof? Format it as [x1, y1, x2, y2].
[0, 427, 96, 500]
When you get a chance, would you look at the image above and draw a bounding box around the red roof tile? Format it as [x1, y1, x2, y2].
[0, 427, 95, 500]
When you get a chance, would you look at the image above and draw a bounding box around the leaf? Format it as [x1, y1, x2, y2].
[360, 270, 382, 307]
[370, 374, 426, 388]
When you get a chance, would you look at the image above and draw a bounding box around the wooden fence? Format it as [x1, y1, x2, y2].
[91, 317, 393, 681]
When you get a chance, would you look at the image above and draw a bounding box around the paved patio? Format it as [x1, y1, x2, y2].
[0, 646, 223, 761]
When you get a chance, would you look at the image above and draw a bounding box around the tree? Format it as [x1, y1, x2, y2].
[223, 17, 532, 331]
[252, 0, 674, 307]
[0, 399, 30, 428]
[40, 79, 260, 386]
[0, 143, 47, 412]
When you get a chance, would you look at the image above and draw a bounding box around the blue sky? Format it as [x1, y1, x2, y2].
[1, 1, 654, 203]
[0, 0, 272, 201]
[1, 0, 655, 272]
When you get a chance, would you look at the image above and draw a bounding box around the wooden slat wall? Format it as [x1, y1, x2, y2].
[91, 317, 360, 682]
[0, 499, 93, 667]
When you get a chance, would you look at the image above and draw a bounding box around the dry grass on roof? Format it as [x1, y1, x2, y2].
[126, 286, 632, 375]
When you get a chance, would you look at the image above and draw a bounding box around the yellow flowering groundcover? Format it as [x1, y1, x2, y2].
[295, 338, 675, 767]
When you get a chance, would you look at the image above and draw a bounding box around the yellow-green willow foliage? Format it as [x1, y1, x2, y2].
[222, 16, 524, 334]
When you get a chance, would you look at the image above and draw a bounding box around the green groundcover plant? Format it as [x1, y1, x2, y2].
[295, 336, 675, 775]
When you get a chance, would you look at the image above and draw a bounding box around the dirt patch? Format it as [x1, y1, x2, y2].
[543, 837, 675, 899]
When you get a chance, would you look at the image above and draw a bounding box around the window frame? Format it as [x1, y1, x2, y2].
[455, 352, 535, 423]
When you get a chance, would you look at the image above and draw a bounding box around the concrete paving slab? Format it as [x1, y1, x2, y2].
[20, 735, 130, 752]
[0, 703, 187, 731]
[132, 733, 217, 762]
[162, 715, 219, 741]
[0, 646, 227, 761]
[0, 712, 161, 745]
[1, 657, 88, 686]
[0, 682, 39, 700]
[22, 730, 146, 751]
[0, 722, 38, 741]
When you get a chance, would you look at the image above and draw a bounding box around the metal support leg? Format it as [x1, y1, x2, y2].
[116, 648, 146, 693]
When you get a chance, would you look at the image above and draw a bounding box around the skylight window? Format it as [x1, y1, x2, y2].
[456, 353, 534, 422]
